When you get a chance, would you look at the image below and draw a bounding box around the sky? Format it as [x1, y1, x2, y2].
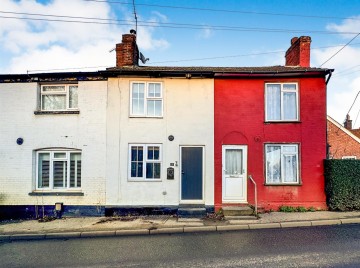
[1, 0, 360, 127]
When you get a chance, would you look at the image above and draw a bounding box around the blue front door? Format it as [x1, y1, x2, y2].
[181, 147, 203, 200]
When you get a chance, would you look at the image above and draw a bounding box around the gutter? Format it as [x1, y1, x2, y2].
[325, 69, 334, 85]
[215, 70, 333, 78]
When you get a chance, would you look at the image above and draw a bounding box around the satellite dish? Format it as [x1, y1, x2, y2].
[140, 52, 149, 64]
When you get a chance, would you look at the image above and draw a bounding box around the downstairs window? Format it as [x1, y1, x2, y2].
[37, 150, 81, 190]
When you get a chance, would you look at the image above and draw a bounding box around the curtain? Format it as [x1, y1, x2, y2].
[42, 95, 66, 110]
[69, 86, 78, 109]
[225, 149, 242, 175]
[266, 146, 281, 183]
[283, 155, 297, 182]
[283, 92, 297, 120]
[266, 84, 281, 120]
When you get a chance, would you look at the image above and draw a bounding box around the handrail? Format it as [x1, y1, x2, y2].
[248, 175, 257, 215]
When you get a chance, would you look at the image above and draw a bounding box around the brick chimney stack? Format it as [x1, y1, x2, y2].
[285, 36, 311, 67]
[344, 114, 353, 130]
[116, 30, 139, 67]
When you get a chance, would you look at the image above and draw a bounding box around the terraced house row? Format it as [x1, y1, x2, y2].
[0, 32, 333, 219]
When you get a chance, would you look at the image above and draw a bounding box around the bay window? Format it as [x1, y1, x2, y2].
[37, 150, 81, 190]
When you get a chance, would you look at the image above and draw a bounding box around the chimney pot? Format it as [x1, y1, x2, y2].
[291, 37, 299, 45]
[344, 114, 353, 130]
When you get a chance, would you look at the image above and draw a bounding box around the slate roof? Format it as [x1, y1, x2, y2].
[0, 65, 333, 83]
[106, 65, 330, 73]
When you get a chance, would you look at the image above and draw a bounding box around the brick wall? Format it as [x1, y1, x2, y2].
[0, 81, 107, 206]
[327, 117, 360, 159]
[116, 33, 139, 67]
[285, 36, 311, 67]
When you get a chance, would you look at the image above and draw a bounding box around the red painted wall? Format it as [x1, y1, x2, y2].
[214, 77, 327, 211]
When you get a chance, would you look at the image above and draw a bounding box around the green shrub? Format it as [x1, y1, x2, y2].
[279, 206, 313, 212]
[307, 207, 316, 212]
[296, 206, 307, 212]
[279, 206, 296, 212]
[324, 159, 360, 211]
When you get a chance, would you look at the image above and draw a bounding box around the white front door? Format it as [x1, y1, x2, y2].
[222, 145, 247, 203]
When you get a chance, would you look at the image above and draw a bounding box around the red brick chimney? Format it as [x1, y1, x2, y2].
[116, 30, 139, 67]
[285, 36, 311, 67]
[344, 114, 353, 130]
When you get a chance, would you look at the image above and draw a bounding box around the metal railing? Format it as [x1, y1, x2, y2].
[248, 175, 257, 215]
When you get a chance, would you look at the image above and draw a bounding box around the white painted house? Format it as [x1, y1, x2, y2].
[0, 75, 108, 218]
[105, 75, 214, 215]
[0, 32, 215, 219]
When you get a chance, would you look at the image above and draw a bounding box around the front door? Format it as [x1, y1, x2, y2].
[181, 147, 203, 201]
[222, 145, 247, 203]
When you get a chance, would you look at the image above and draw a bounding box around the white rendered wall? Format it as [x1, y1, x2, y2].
[0, 81, 107, 206]
[106, 77, 214, 207]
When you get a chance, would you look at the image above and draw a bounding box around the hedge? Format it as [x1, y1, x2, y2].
[324, 159, 360, 211]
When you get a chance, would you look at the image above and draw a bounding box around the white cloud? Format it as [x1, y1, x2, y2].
[137, 25, 170, 51]
[313, 16, 360, 127]
[151, 11, 168, 22]
[197, 26, 214, 39]
[0, 0, 170, 73]
[327, 16, 360, 38]
[7, 41, 116, 73]
[134, 12, 170, 51]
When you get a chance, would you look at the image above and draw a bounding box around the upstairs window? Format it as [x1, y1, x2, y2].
[130, 82, 163, 117]
[41, 84, 78, 111]
[265, 144, 299, 184]
[37, 150, 81, 190]
[265, 83, 298, 121]
[128, 144, 162, 180]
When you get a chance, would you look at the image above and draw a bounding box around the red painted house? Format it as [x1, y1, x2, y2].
[327, 115, 360, 159]
[214, 36, 333, 211]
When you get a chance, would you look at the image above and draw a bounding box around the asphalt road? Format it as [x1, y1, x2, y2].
[1, 224, 360, 267]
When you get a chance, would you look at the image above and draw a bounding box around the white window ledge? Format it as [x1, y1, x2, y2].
[29, 191, 84, 196]
[34, 110, 80, 115]
[264, 183, 302, 186]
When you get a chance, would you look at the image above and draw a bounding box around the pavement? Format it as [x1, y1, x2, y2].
[1, 211, 360, 241]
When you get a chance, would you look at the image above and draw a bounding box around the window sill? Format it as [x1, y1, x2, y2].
[129, 115, 163, 119]
[264, 121, 301, 124]
[128, 179, 162, 182]
[264, 183, 302, 186]
[29, 191, 84, 196]
[34, 110, 80, 115]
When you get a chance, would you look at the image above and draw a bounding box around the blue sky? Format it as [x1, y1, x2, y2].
[1, 0, 360, 126]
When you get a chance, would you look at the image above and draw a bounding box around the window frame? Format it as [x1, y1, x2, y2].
[36, 149, 82, 191]
[128, 144, 162, 181]
[265, 82, 299, 122]
[265, 143, 300, 185]
[129, 81, 163, 117]
[40, 84, 79, 112]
